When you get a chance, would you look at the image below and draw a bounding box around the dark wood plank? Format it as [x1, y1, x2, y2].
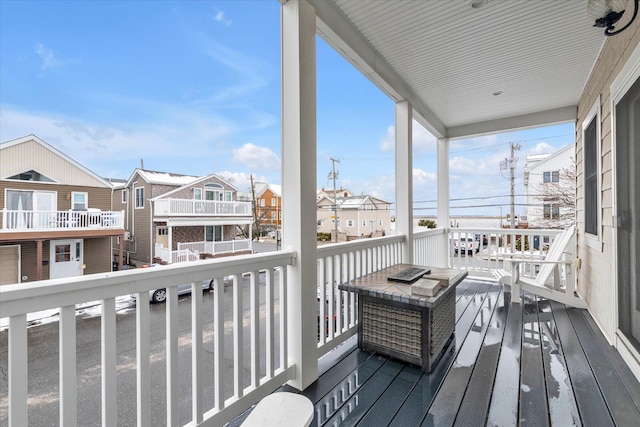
[519, 297, 550, 426]
[309, 352, 386, 427]
[486, 296, 523, 426]
[454, 288, 508, 427]
[537, 300, 581, 425]
[356, 365, 423, 426]
[422, 285, 502, 426]
[550, 301, 614, 426]
[567, 306, 640, 425]
[387, 345, 456, 427]
[455, 281, 492, 322]
[302, 347, 374, 403]
[324, 359, 404, 426]
[579, 308, 640, 406]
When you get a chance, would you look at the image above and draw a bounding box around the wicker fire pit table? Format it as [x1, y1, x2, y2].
[339, 264, 468, 372]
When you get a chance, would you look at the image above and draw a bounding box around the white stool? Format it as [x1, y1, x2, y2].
[241, 392, 314, 427]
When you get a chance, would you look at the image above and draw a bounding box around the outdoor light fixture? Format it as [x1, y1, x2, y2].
[588, 0, 639, 36]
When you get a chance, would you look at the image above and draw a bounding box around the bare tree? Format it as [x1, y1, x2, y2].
[533, 160, 576, 228]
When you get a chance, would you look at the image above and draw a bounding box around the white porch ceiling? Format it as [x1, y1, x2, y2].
[307, 0, 607, 139]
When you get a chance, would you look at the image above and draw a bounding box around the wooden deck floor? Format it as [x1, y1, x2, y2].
[232, 279, 640, 426]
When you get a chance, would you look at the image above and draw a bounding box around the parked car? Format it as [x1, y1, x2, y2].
[454, 238, 479, 255]
[475, 233, 488, 246]
[133, 280, 214, 303]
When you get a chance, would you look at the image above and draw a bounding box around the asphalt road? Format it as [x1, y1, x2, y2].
[0, 270, 282, 427]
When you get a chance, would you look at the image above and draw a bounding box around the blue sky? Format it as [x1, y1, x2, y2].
[0, 0, 575, 216]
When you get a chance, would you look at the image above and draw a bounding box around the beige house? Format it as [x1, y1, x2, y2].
[317, 193, 391, 240]
[0, 135, 124, 284]
[113, 169, 253, 267]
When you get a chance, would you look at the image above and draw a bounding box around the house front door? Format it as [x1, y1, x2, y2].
[50, 239, 84, 279]
[616, 75, 640, 352]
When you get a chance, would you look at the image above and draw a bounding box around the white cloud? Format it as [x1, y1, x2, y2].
[413, 168, 437, 185]
[216, 170, 267, 191]
[232, 143, 280, 171]
[528, 141, 555, 155]
[35, 43, 64, 71]
[214, 10, 232, 27]
[379, 121, 437, 152]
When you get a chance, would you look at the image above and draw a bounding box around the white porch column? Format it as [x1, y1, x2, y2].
[281, 0, 318, 390]
[395, 100, 413, 264]
[168, 226, 173, 263]
[437, 138, 450, 267]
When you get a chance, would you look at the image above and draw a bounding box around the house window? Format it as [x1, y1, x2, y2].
[362, 220, 367, 226]
[317, 220, 322, 226]
[347, 220, 354, 227]
[543, 203, 560, 219]
[379, 219, 383, 226]
[194, 188, 202, 200]
[72, 192, 88, 210]
[135, 187, 144, 208]
[122, 189, 127, 203]
[271, 212, 276, 220]
[204, 183, 223, 201]
[583, 99, 600, 242]
[225, 191, 232, 201]
[261, 199, 265, 207]
[543, 171, 560, 183]
[271, 198, 276, 206]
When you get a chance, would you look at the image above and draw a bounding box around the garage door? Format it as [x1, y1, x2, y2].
[0, 245, 20, 285]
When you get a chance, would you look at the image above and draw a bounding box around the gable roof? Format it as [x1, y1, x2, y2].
[125, 168, 200, 187]
[525, 144, 574, 172]
[0, 134, 114, 188]
[255, 182, 282, 198]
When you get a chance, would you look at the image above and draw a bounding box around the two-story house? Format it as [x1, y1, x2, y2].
[254, 182, 282, 232]
[317, 191, 391, 241]
[113, 169, 253, 267]
[0, 135, 125, 284]
[523, 144, 575, 228]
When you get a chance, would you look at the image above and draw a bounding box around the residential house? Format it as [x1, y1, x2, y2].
[254, 182, 282, 232]
[3, 2, 640, 426]
[113, 169, 253, 267]
[523, 144, 575, 228]
[0, 135, 124, 284]
[317, 192, 391, 240]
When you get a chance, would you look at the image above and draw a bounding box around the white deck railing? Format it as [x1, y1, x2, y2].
[1, 209, 124, 231]
[178, 240, 252, 257]
[316, 234, 405, 357]
[0, 227, 569, 426]
[1, 252, 295, 426]
[154, 199, 252, 217]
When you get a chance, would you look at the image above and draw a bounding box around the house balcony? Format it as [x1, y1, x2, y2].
[3, 228, 635, 426]
[154, 239, 253, 264]
[153, 199, 252, 218]
[0, 209, 125, 241]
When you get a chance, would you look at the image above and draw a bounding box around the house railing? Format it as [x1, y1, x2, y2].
[154, 199, 252, 217]
[1, 251, 296, 426]
[316, 234, 405, 357]
[177, 240, 253, 258]
[0, 228, 570, 426]
[414, 228, 449, 268]
[1, 209, 124, 231]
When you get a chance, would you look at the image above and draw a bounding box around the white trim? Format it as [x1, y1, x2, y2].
[135, 187, 145, 209]
[121, 189, 127, 204]
[611, 40, 640, 369]
[581, 96, 602, 251]
[71, 191, 88, 211]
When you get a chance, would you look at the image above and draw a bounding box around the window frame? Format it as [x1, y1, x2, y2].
[582, 96, 602, 250]
[135, 187, 145, 209]
[71, 192, 88, 210]
[122, 189, 127, 204]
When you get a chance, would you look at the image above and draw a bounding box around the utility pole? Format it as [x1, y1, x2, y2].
[329, 157, 340, 242]
[509, 142, 521, 229]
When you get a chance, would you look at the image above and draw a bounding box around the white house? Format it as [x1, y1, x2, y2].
[523, 144, 575, 228]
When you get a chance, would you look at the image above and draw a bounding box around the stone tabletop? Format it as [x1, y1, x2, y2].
[338, 264, 468, 308]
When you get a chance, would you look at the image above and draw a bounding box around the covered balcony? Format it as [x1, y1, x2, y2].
[2, 0, 639, 426]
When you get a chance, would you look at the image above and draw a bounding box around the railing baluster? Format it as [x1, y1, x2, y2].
[9, 314, 28, 427]
[265, 268, 275, 378]
[136, 293, 150, 427]
[279, 266, 288, 370]
[166, 286, 179, 426]
[102, 297, 117, 427]
[250, 271, 260, 388]
[60, 305, 77, 427]
[192, 281, 204, 424]
[233, 273, 244, 398]
[213, 276, 225, 411]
